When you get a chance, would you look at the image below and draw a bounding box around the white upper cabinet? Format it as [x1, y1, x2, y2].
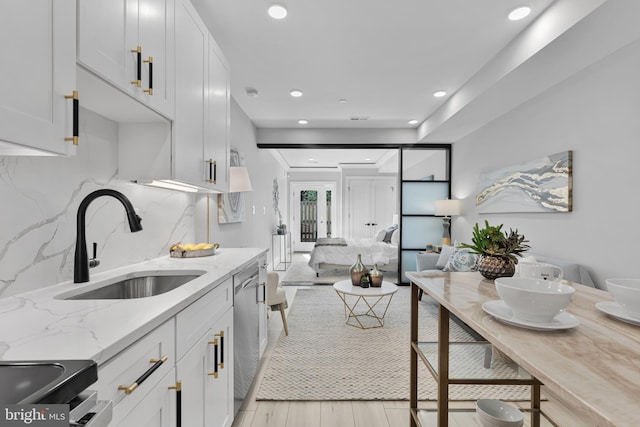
[173, 0, 208, 187]
[0, 0, 77, 155]
[171, 0, 229, 191]
[119, 0, 230, 192]
[205, 35, 230, 193]
[78, 0, 175, 119]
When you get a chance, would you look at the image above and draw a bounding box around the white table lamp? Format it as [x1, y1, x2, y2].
[229, 166, 253, 192]
[434, 199, 461, 246]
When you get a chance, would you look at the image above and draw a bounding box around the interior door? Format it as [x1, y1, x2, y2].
[292, 183, 335, 252]
[348, 178, 396, 239]
[372, 179, 397, 236]
[348, 180, 372, 239]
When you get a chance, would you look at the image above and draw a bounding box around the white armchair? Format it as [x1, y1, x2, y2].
[266, 272, 288, 336]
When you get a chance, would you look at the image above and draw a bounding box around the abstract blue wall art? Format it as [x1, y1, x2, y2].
[475, 151, 572, 213]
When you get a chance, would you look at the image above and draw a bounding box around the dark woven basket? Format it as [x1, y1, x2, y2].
[478, 256, 515, 280]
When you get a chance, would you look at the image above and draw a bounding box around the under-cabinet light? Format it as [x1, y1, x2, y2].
[145, 180, 199, 193]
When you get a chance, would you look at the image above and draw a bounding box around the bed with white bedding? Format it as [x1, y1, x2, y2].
[308, 235, 399, 275]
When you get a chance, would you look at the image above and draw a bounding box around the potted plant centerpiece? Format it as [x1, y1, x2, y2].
[460, 220, 530, 280]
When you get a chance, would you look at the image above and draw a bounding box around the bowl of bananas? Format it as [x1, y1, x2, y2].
[170, 242, 220, 258]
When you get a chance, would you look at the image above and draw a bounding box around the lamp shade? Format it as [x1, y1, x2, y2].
[434, 199, 461, 216]
[229, 166, 253, 192]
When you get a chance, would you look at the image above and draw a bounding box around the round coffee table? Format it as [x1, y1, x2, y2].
[333, 279, 398, 329]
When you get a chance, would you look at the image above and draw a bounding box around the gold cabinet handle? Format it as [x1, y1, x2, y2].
[143, 56, 153, 95]
[168, 380, 182, 427]
[215, 331, 224, 369]
[207, 338, 219, 378]
[131, 46, 142, 87]
[207, 330, 225, 378]
[206, 159, 216, 184]
[118, 356, 168, 395]
[64, 90, 79, 145]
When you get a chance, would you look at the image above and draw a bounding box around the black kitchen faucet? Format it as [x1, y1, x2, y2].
[74, 189, 143, 283]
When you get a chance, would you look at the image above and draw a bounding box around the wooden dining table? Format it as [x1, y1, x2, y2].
[406, 270, 640, 427]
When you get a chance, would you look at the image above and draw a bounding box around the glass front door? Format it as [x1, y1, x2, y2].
[292, 183, 335, 252]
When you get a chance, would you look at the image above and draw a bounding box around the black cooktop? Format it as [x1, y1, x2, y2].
[0, 360, 98, 404]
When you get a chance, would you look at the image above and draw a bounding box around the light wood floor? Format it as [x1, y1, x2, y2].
[232, 285, 592, 427]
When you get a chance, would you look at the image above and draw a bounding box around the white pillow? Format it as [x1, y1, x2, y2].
[443, 248, 479, 272]
[436, 245, 455, 269]
[390, 229, 400, 246]
[375, 229, 386, 242]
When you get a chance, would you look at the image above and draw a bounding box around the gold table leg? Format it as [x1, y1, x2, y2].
[335, 290, 395, 329]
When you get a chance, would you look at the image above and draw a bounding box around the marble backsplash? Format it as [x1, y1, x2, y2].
[0, 109, 195, 297]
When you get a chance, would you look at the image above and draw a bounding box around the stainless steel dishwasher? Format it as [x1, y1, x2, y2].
[233, 261, 261, 414]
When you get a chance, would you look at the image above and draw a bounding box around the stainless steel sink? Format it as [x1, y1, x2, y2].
[0, 360, 97, 404]
[63, 271, 204, 300]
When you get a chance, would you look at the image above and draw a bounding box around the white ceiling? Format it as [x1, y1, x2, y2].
[192, 0, 555, 130]
[189, 0, 627, 168]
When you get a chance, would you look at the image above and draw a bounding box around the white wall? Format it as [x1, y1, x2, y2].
[0, 99, 286, 295]
[195, 99, 287, 258]
[451, 39, 640, 289]
[0, 109, 195, 296]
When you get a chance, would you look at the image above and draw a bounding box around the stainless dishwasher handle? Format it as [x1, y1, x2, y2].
[257, 281, 266, 304]
[239, 273, 259, 289]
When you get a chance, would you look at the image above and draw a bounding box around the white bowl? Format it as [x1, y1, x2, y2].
[494, 277, 575, 323]
[606, 278, 640, 319]
[476, 399, 524, 427]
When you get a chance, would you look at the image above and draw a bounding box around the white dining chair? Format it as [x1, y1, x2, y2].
[266, 272, 288, 335]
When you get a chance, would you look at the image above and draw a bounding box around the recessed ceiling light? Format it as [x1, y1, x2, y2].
[364, 158, 372, 161]
[268, 4, 288, 19]
[433, 90, 447, 98]
[408, 119, 418, 125]
[508, 6, 531, 21]
[298, 119, 308, 125]
[307, 158, 317, 163]
[338, 99, 347, 104]
[290, 89, 303, 97]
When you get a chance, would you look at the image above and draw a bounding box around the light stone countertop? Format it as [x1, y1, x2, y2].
[0, 248, 267, 365]
[406, 271, 640, 427]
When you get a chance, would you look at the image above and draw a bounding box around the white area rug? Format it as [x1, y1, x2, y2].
[280, 253, 398, 284]
[257, 286, 531, 401]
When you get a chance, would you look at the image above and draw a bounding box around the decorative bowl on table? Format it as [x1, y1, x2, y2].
[494, 277, 575, 323]
[169, 242, 219, 258]
[606, 278, 640, 319]
[476, 399, 524, 427]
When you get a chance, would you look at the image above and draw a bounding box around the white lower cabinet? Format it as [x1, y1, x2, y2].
[94, 319, 175, 425]
[117, 368, 178, 427]
[178, 309, 234, 427]
[206, 310, 234, 427]
[95, 277, 235, 426]
[176, 278, 234, 427]
[176, 334, 207, 426]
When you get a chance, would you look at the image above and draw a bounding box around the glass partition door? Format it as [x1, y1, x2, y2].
[399, 147, 451, 283]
